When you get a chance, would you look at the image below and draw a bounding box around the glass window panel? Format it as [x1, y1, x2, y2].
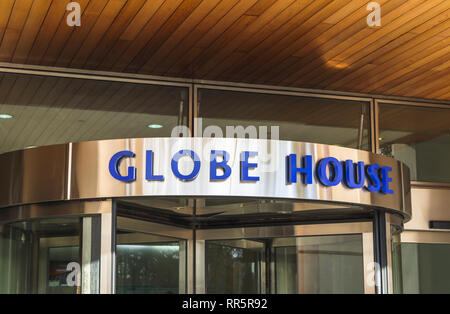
[394, 242, 450, 294]
[197, 89, 371, 151]
[0, 217, 82, 294]
[378, 103, 450, 183]
[0, 73, 189, 154]
[115, 230, 186, 294]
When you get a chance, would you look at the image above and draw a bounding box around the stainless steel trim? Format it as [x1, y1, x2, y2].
[0, 138, 412, 218]
[196, 222, 373, 240]
[375, 99, 450, 109]
[0, 64, 192, 88]
[369, 98, 376, 153]
[67, 143, 73, 200]
[194, 84, 372, 102]
[100, 213, 113, 294]
[117, 216, 193, 239]
[374, 99, 380, 154]
[0, 199, 112, 224]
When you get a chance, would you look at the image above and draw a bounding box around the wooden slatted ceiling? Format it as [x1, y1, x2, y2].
[0, 0, 448, 101]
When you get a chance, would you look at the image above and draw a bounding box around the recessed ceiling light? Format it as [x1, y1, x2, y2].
[148, 124, 163, 129]
[0, 114, 13, 119]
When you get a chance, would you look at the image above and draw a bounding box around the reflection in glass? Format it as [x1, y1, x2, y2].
[206, 240, 265, 294]
[0, 218, 81, 294]
[115, 231, 186, 294]
[198, 89, 371, 150]
[0, 73, 189, 154]
[205, 234, 365, 294]
[379, 103, 450, 183]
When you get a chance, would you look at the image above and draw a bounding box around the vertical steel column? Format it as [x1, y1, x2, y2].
[81, 216, 101, 294]
[99, 205, 115, 294]
[373, 211, 389, 294]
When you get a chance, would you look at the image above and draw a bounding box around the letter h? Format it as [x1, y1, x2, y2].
[286, 154, 313, 184]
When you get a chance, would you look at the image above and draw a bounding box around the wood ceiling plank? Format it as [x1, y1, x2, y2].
[195, 0, 296, 79]
[83, 0, 146, 69]
[69, 0, 128, 68]
[360, 41, 449, 92]
[161, 0, 237, 76]
[236, 0, 309, 53]
[227, 0, 333, 82]
[315, 1, 449, 89]
[220, 0, 361, 82]
[0, 0, 446, 101]
[11, 0, 52, 64]
[329, 0, 443, 63]
[246, 0, 355, 83]
[140, 0, 225, 74]
[426, 85, 450, 99]
[96, 0, 164, 70]
[383, 67, 446, 95]
[110, 0, 184, 72]
[126, 0, 203, 73]
[318, 8, 449, 89]
[367, 52, 450, 96]
[175, 0, 259, 76]
[432, 59, 450, 72]
[255, 0, 394, 85]
[276, 0, 410, 86]
[189, 14, 260, 78]
[0, 0, 15, 44]
[0, 0, 33, 61]
[403, 72, 450, 98]
[54, 0, 111, 67]
[25, 0, 68, 64]
[246, 0, 278, 16]
[326, 20, 449, 91]
[38, 0, 91, 65]
[285, 0, 439, 87]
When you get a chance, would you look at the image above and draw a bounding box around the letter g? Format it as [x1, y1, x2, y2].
[109, 150, 136, 182]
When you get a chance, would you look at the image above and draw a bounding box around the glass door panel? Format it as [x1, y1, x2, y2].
[272, 234, 364, 293]
[197, 222, 374, 294]
[205, 239, 265, 294]
[115, 217, 190, 294]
